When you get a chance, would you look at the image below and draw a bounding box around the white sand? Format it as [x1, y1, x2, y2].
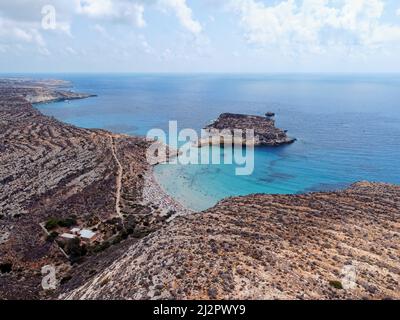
[141, 168, 194, 220]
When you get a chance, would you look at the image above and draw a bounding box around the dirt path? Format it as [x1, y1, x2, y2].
[109, 135, 124, 221]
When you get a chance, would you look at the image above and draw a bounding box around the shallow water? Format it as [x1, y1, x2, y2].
[32, 73, 400, 211]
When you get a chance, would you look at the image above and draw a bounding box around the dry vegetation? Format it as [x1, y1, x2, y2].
[63, 182, 400, 300]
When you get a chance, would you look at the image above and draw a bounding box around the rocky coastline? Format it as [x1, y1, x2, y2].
[0, 78, 96, 104]
[1, 78, 399, 301]
[0, 79, 187, 299]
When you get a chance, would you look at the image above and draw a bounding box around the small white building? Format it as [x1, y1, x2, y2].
[70, 228, 81, 234]
[60, 233, 76, 239]
[79, 229, 96, 240]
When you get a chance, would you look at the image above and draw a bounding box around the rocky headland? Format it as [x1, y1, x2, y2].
[1, 79, 399, 301]
[196, 112, 296, 147]
[0, 78, 96, 104]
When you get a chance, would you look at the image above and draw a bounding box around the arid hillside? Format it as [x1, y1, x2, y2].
[63, 182, 400, 300]
[0, 80, 181, 299]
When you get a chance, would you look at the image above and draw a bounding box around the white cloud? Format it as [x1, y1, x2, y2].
[65, 46, 77, 55]
[76, 0, 146, 28]
[0, 0, 203, 57]
[76, 0, 202, 34]
[228, 0, 400, 53]
[75, 0, 114, 17]
[396, 8, 400, 16]
[0, 0, 72, 35]
[92, 23, 113, 40]
[138, 34, 153, 54]
[159, 0, 202, 34]
[0, 17, 47, 49]
[38, 46, 51, 56]
[0, 1, 73, 56]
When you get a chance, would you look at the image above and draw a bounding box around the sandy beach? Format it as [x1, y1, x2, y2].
[141, 167, 194, 220]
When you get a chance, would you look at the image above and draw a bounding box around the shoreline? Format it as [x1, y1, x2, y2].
[15, 77, 195, 218]
[34, 95, 195, 217]
[142, 166, 194, 220]
[0, 78, 197, 299]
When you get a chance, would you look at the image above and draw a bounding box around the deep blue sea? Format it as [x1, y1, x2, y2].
[28, 73, 400, 211]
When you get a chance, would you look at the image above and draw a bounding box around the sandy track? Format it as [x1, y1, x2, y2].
[109, 135, 124, 220]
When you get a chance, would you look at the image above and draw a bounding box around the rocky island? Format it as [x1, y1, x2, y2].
[1, 79, 399, 301]
[196, 112, 296, 147]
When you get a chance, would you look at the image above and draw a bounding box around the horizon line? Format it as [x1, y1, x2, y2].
[2, 71, 400, 75]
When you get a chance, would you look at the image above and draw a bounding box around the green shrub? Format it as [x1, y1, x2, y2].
[120, 230, 129, 240]
[45, 218, 59, 230]
[60, 275, 72, 285]
[58, 217, 77, 228]
[91, 241, 110, 254]
[65, 238, 87, 263]
[111, 235, 122, 245]
[329, 280, 343, 290]
[45, 217, 77, 230]
[0, 263, 12, 274]
[46, 231, 59, 242]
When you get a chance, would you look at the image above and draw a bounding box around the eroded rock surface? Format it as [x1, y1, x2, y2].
[63, 182, 400, 300]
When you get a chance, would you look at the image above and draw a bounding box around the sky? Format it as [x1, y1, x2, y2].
[1, 0, 400, 73]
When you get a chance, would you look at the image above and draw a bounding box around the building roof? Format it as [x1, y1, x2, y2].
[79, 229, 96, 239]
[61, 233, 76, 239]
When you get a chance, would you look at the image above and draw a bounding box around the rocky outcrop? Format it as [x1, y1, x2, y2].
[62, 182, 400, 300]
[197, 113, 296, 147]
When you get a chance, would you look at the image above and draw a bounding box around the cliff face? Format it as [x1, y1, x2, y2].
[200, 113, 295, 146]
[63, 182, 400, 300]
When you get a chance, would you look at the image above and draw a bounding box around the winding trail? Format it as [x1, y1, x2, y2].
[109, 135, 123, 220]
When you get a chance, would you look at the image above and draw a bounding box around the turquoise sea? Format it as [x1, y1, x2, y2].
[29, 73, 400, 211]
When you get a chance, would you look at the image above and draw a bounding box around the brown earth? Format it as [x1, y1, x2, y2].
[62, 182, 400, 300]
